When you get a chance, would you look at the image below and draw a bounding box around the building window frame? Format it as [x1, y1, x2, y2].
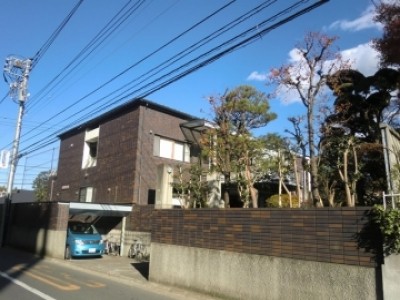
[82, 127, 99, 169]
[153, 135, 190, 162]
[79, 187, 94, 203]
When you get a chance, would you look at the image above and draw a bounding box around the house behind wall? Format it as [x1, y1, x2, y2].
[52, 99, 199, 207]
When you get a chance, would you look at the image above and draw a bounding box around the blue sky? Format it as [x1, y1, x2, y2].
[0, 0, 383, 190]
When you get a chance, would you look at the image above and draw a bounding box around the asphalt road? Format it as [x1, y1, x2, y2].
[0, 262, 180, 300]
[0, 247, 219, 300]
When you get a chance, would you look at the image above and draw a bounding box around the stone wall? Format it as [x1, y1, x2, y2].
[150, 243, 378, 300]
[149, 207, 383, 299]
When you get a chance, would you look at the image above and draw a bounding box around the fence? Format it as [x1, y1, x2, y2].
[151, 207, 378, 267]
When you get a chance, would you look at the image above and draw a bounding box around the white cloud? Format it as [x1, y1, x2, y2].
[328, 5, 382, 32]
[247, 71, 268, 81]
[274, 42, 380, 105]
[341, 42, 380, 76]
[287, 48, 303, 63]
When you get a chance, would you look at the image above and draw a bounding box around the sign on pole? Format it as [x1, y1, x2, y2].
[0, 150, 10, 169]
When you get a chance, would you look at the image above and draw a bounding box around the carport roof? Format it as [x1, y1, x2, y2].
[66, 202, 132, 217]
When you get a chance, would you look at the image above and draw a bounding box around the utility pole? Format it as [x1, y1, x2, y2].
[0, 56, 31, 247]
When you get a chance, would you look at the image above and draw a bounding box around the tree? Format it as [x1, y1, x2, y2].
[202, 85, 276, 208]
[321, 67, 400, 206]
[373, 1, 400, 67]
[32, 171, 51, 202]
[326, 68, 400, 140]
[270, 32, 347, 206]
[171, 163, 209, 208]
[286, 116, 310, 204]
[373, 1, 400, 126]
[260, 133, 296, 207]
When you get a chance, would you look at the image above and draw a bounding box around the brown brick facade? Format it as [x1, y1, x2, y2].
[126, 204, 154, 232]
[53, 100, 195, 205]
[7, 202, 380, 268]
[151, 207, 378, 268]
[10, 202, 69, 231]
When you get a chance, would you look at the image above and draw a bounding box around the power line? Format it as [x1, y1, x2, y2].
[16, 0, 237, 150]
[30, 0, 85, 70]
[26, 0, 147, 113]
[26, 0, 230, 115]
[0, 93, 7, 106]
[19, 0, 328, 156]
[0, 0, 85, 152]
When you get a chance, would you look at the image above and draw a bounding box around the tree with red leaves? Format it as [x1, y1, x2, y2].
[373, 1, 400, 67]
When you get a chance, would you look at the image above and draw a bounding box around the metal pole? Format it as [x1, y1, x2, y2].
[0, 57, 31, 247]
[6, 102, 25, 197]
[7, 59, 31, 196]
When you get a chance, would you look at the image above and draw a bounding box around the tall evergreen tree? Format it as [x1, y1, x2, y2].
[202, 85, 276, 207]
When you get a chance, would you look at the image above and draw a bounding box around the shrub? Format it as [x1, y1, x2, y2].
[266, 194, 299, 208]
[370, 205, 400, 256]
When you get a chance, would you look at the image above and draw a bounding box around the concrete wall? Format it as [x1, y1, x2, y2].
[382, 254, 400, 300]
[150, 242, 379, 300]
[7, 202, 69, 259]
[8, 227, 67, 258]
[106, 228, 151, 257]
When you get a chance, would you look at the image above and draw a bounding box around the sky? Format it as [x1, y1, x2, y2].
[0, 0, 384, 190]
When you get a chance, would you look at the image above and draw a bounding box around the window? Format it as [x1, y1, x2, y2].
[148, 189, 156, 205]
[79, 187, 94, 202]
[82, 128, 99, 169]
[153, 136, 190, 162]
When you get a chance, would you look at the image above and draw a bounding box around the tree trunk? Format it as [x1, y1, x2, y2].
[244, 165, 258, 208]
[223, 172, 230, 208]
[292, 154, 302, 207]
[338, 139, 358, 207]
[307, 107, 322, 206]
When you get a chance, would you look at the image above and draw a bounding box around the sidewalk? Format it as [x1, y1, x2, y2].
[0, 247, 219, 300]
[62, 253, 149, 283]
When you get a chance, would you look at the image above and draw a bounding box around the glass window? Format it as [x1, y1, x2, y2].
[174, 143, 183, 161]
[79, 187, 94, 202]
[160, 139, 173, 159]
[154, 136, 190, 162]
[82, 128, 99, 169]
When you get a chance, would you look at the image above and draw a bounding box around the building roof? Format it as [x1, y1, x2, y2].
[58, 98, 198, 139]
[0, 189, 36, 203]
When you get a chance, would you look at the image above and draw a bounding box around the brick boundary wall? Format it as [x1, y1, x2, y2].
[11, 202, 69, 231]
[151, 207, 379, 268]
[127, 204, 154, 232]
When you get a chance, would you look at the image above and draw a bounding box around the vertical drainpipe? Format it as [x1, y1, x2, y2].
[120, 216, 126, 256]
[137, 103, 146, 205]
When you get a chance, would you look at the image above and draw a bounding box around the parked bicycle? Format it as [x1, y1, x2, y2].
[105, 240, 120, 256]
[128, 239, 147, 261]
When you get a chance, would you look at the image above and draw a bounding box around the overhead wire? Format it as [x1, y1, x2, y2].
[0, 0, 84, 151]
[26, 0, 232, 115]
[20, 0, 327, 154]
[30, 0, 85, 70]
[0, 93, 8, 106]
[56, 0, 321, 122]
[0, 0, 144, 151]
[92, 0, 328, 109]
[92, 0, 277, 110]
[20, 0, 328, 155]
[26, 0, 146, 113]
[17, 0, 238, 150]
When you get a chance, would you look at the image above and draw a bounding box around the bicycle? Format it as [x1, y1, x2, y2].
[105, 240, 120, 256]
[128, 239, 146, 261]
